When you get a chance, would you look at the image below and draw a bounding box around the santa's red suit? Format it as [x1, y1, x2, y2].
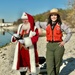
[11, 13, 39, 74]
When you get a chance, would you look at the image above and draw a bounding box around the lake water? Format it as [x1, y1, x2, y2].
[0, 31, 13, 47]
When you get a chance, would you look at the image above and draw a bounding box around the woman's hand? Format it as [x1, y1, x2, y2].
[59, 41, 65, 47]
[38, 28, 43, 35]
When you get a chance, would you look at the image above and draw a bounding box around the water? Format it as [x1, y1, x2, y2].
[0, 31, 13, 47]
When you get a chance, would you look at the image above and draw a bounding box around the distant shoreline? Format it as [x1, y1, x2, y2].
[1, 25, 75, 33]
[0, 25, 18, 31]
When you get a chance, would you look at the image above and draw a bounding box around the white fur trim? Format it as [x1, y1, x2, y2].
[36, 67, 40, 74]
[24, 37, 32, 47]
[29, 46, 36, 73]
[29, 26, 37, 38]
[11, 36, 14, 42]
[19, 39, 24, 44]
[13, 34, 19, 38]
[17, 24, 23, 34]
[21, 12, 28, 19]
[19, 67, 28, 72]
[12, 43, 19, 70]
[11, 24, 22, 42]
[29, 31, 36, 37]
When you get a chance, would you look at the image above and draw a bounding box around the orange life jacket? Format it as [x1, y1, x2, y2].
[46, 23, 63, 42]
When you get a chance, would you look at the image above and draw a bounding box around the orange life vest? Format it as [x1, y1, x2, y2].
[46, 23, 63, 42]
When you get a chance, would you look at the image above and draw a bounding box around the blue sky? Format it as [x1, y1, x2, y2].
[0, 0, 68, 22]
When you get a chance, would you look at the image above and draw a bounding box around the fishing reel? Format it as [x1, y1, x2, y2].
[13, 34, 22, 40]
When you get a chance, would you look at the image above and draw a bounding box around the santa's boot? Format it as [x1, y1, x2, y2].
[20, 71, 27, 75]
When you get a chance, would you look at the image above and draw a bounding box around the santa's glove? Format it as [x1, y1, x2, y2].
[18, 39, 25, 44]
[13, 34, 21, 40]
[29, 31, 36, 37]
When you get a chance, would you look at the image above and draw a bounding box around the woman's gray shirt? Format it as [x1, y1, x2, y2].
[35, 21, 72, 43]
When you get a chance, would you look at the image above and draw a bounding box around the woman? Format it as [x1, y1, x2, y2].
[36, 8, 72, 75]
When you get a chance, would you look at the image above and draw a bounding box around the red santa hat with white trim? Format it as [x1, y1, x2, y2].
[21, 12, 35, 31]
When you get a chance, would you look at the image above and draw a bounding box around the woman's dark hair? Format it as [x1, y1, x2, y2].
[47, 14, 62, 25]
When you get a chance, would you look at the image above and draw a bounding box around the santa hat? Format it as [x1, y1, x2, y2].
[21, 12, 35, 31]
[21, 12, 28, 19]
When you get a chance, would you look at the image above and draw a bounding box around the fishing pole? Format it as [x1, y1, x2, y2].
[0, 27, 21, 47]
[0, 26, 14, 35]
[0, 27, 21, 41]
[0, 27, 28, 48]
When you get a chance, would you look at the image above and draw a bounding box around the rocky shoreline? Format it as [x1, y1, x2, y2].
[0, 30, 75, 75]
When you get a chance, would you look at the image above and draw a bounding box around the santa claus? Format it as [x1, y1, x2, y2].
[11, 12, 40, 75]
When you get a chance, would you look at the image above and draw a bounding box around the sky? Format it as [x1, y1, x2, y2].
[0, 0, 68, 22]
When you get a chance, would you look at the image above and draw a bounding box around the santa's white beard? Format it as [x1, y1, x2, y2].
[22, 23, 30, 30]
[20, 23, 30, 33]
